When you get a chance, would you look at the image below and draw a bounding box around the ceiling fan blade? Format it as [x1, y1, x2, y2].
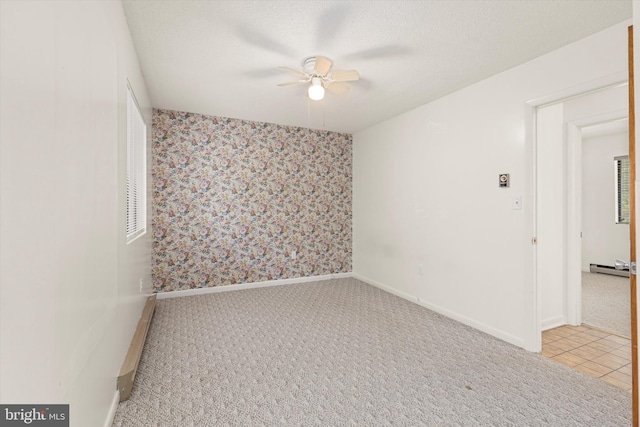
[237, 26, 295, 57]
[279, 66, 308, 78]
[325, 82, 350, 95]
[277, 80, 307, 87]
[314, 56, 332, 75]
[329, 69, 360, 82]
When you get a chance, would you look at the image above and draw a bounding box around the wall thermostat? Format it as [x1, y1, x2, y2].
[499, 173, 509, 188]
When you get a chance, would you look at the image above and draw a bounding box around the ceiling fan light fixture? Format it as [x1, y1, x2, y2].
[308, 77, 325, 101]
[279, 56, 358, 100]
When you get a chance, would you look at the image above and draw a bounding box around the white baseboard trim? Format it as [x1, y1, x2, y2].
[352, 273, 526, 349]
[156, 273, 353, 299]
[104, 390, 119, 427]
[541, 315, 567, 331]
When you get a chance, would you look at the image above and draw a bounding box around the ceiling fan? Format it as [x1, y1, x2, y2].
[278, 56, 360, 101]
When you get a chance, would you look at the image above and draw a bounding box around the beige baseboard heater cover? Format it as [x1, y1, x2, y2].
[117, 294, 157, 401]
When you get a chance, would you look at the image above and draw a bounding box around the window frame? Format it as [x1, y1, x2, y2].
[126, 83, 147, 243]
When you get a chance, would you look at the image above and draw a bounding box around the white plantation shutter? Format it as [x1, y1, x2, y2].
[126, 84, 147, 242]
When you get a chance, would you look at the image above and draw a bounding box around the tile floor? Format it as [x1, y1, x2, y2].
[542, 325, 632, 391]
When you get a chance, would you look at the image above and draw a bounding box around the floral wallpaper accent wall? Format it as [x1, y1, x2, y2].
[152, 109, 352, 292]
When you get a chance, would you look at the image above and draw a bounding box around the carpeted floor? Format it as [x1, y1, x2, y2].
[582, 272, 630, 337]
[113, 277, 631, 426]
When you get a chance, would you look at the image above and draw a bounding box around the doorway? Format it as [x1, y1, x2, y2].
[581, 118, 631, 338]
[535, 83, 632, 390]
[536, 83, 629, 333]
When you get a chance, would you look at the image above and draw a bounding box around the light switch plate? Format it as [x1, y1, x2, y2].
[513, 196, 522, 210]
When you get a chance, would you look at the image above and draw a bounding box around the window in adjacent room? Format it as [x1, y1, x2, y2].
[126, 83, 147, 243]
[615, 155, 630, 224]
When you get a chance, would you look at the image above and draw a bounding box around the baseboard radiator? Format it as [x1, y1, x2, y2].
[117, 294, 157, 401]
[589, 263, 630, 277]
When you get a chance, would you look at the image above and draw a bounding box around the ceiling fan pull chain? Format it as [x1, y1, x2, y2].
[323, 98, 326, 128]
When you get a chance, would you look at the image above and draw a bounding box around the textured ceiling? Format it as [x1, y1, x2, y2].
[122, 0, 632, 134]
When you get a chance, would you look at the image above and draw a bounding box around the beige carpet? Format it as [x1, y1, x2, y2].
[582, 272, 631, 337]
[113, 277, 631, 426]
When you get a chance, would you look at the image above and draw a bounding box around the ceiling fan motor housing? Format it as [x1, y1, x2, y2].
[303, 56, 324, 76]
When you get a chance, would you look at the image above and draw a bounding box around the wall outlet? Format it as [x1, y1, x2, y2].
[417, 263, 424, 276]
[291, 250, 297, 259]
[139, 278, 144, 292]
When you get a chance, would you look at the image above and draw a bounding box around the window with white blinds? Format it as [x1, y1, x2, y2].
[126, 84, 147, 243]
[615, 155, 630, 225]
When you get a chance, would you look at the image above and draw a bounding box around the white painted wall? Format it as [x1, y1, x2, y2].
[353, 20, 629, 350]
[0, 2, 152, 426]
[582, 127, 630, 270]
